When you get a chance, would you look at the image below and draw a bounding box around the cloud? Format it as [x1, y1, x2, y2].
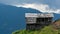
[13, 3, 60, 14]
[0, 0, 60, 9]
[0, 0, 60, 14]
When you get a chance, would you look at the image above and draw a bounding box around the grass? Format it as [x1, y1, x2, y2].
[12, 19, 60, 34]
[12, 25, 59, 34]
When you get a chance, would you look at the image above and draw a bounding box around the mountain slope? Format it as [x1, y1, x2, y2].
[0, 4, 41, 34]
[53, 14, 60, 20]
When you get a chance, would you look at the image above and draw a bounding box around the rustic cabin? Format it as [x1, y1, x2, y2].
[25, 13, 54, 30]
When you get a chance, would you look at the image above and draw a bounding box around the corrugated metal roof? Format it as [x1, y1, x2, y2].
[25, 13, 54, 17]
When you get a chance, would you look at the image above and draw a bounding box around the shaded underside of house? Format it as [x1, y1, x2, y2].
[26, 17, 53, 30]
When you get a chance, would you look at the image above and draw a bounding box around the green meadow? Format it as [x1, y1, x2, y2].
[12, 26, 60, 34]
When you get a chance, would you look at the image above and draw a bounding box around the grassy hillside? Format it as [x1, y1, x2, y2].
[12, 19, 60, 34]
[12, 25, 60, 34]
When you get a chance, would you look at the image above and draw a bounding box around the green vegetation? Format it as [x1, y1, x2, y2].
[12, 26, 60, 34]
[12, 19, 60, 34]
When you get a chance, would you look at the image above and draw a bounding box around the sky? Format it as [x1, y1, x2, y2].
[0, 0, 60, 14]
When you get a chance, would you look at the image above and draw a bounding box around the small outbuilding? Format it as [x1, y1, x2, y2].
[25, 13, 54, 30]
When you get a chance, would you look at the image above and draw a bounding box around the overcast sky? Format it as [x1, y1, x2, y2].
[0, 0, 60, 14]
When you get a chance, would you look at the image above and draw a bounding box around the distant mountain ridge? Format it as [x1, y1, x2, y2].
[53, 13, 60, 20]
[0, 4, 41, 34]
